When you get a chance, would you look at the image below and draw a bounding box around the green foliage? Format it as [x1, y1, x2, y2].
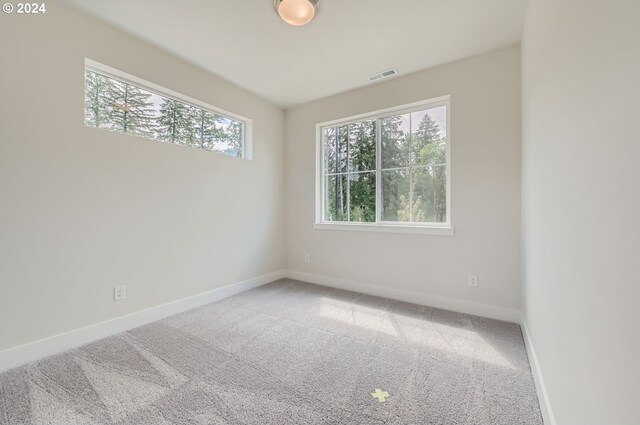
[417, 139, 447, 222]
[193, 110, 219, 150]
[324, 121, 376, 222]
[158, 99, 193, 144]
[325, 174, 348, 221]
[413, 113, 442, 161]
[350, 206, 366, 222]
[349, 121, 376, 172]
[348, 121, 376, 222]
[397, 194, 426, 222]
[381, 115, 407, 168]
[349, 172, 376, 222]
[221, 119, 243, 155]
[108, 80, 156, 136]
[84, 71, 115, 128]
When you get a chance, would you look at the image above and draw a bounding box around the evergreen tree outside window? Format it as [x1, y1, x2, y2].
[84, 60, 250, 159]
[317, 97, 451, 234]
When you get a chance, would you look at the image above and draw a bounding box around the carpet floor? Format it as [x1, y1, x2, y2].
[0, 279, 543, 424]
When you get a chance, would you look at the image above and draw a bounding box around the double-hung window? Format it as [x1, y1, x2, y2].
[316, 96, 452, 235]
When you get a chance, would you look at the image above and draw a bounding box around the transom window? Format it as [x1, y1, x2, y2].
[84, 59, 251, 159]
[316, 97, 451, 234]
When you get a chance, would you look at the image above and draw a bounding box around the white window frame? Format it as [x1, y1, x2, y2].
[314, 96, 453, 236]
[84, 58, 253, 160]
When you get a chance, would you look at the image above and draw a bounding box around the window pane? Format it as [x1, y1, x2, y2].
[411, 106, 447, 167]
[383, 167, 447, 223]
[412, 165, 447, 222]
[184, 104, 200, 148]
[84, 70, 114, 129]
[226, 120, 243, 157]
[107, 80, 156, 137]
[157, 97, 193, 145]
[382, 168, 410, 222]
[323, 127, 336, 174]
[381, 113, 410, 169]
[212, 115, 243, 157]
[336, 125, 349, 173]
[194, 109, 215, 150]
[348, 120, 376, 172]
[349, 172, 376, 222]
[324, 174, 348, 221]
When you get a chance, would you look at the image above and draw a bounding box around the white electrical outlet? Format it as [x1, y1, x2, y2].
[468, 275, 478, 287]
[304, 254, 311, 264]
[114, 285, 126, 301]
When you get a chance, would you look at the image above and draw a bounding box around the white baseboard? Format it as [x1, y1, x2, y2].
[1, 268, 554, 424]
[0, 270, 287, 373]
[521, 319, 557, 425]
[285, 269, 521, 323]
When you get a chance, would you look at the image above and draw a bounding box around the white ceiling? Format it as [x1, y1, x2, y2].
[60, 0, 527, 108]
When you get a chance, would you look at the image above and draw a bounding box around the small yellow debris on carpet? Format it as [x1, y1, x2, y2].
[371, 388, 390, 402]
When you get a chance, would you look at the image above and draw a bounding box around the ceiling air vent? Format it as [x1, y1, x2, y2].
[367, 68, 399, 83]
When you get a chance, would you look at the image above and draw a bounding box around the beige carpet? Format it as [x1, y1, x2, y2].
[0, 279, 543, 424]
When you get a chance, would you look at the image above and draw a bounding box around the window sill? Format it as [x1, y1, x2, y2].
[313, 222, 455, 236]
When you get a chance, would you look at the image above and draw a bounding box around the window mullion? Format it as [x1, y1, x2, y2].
[334, 126, 340, 220]
[376, 118, 382, 224]
[346, 124, 351, 222]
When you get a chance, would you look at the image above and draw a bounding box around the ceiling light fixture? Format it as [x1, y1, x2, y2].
[274, 0, 318, 26]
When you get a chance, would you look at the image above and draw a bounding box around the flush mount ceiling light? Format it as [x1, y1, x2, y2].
[274, 0, 319, 26]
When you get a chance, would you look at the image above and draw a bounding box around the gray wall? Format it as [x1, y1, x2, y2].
[0, 2, 285, 351]
[521, 0, 640, 423]
[285, 46, 522, 313]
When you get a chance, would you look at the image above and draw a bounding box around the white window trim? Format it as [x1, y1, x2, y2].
[315, 96, 453, 236]
[84, 58, 253, 160]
